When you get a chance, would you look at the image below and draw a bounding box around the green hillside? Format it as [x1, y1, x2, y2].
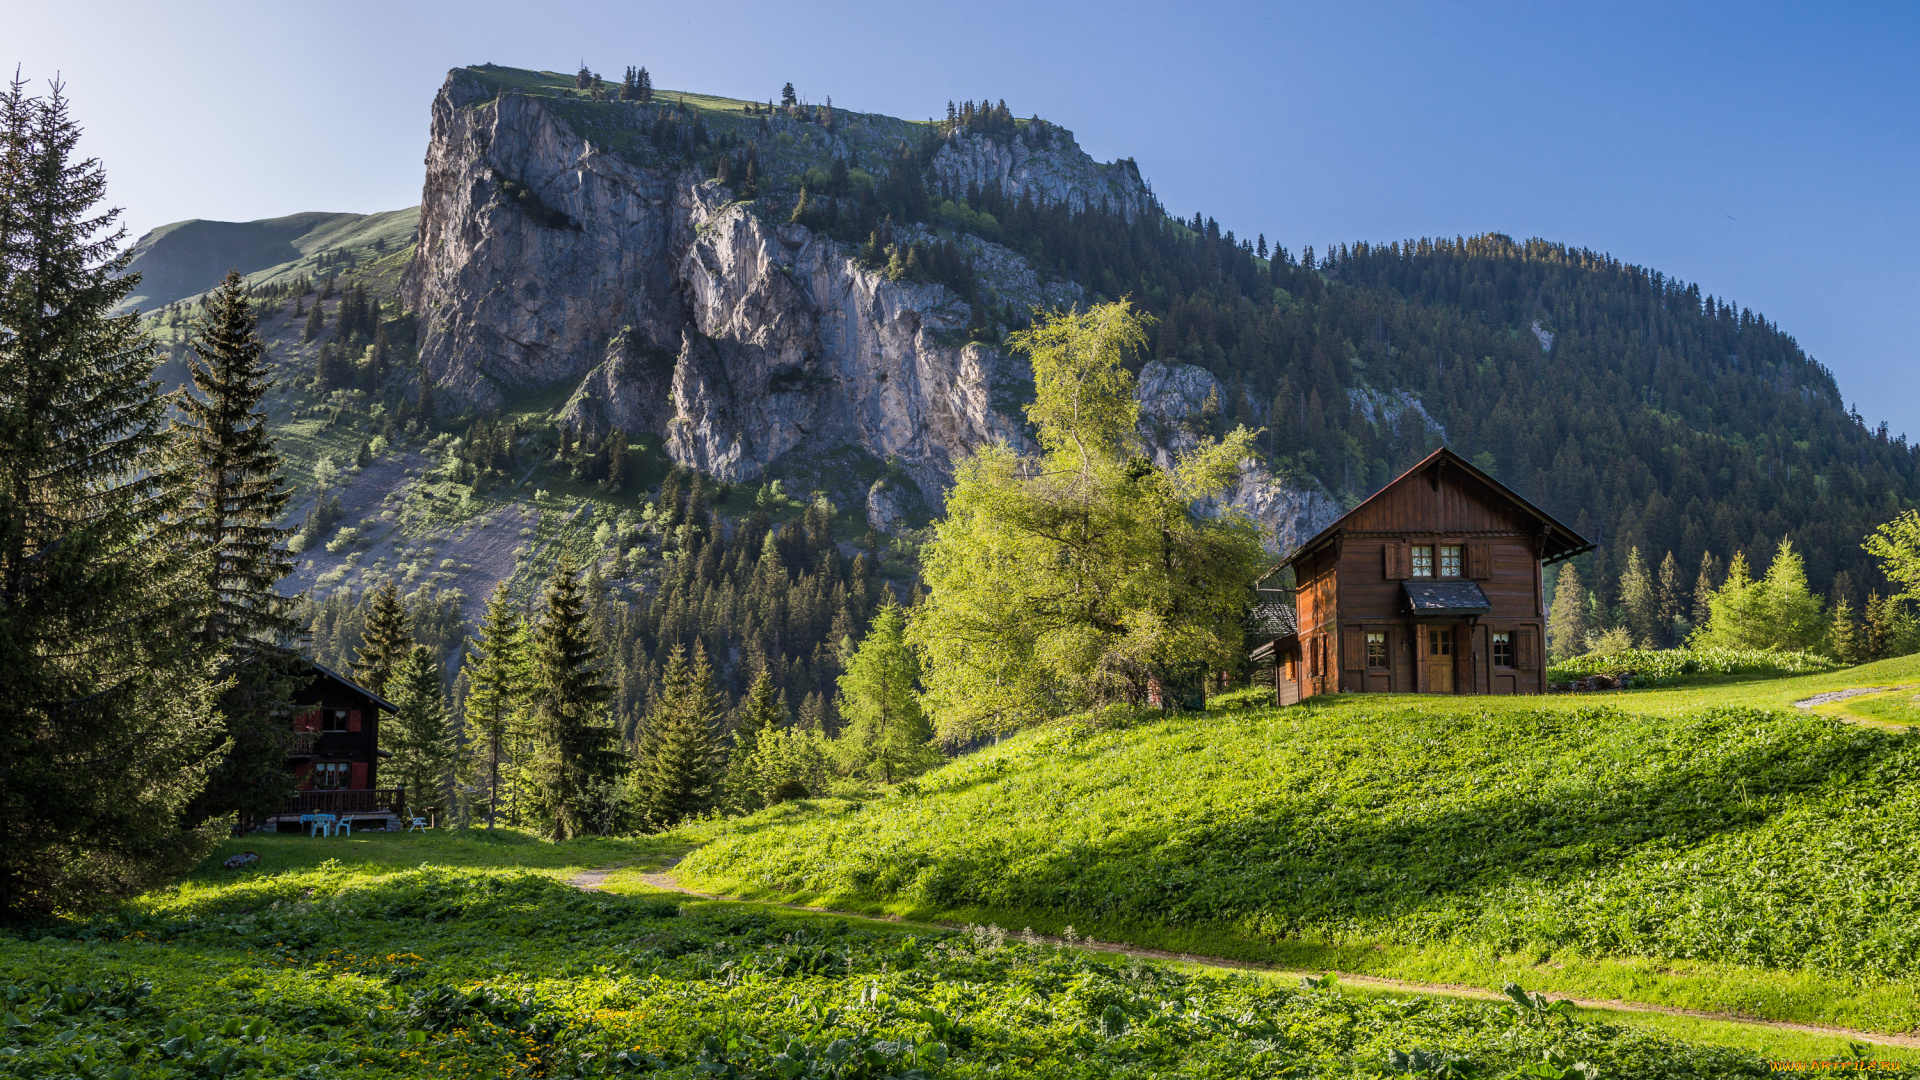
[678, 658, 1920, 1037]
[118, 207, 418, 312]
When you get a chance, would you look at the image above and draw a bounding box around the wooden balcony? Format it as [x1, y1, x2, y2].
[281, 788, 406, 820]
[286, 731, 369, 760]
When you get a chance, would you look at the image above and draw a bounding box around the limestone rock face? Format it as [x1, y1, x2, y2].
[404, 73, 690, 412]
[930, 130, 1147, 219]
[1135, 362, 1344, 556]
[866, 478, 910, 532]
[405, 71, 1035, 488]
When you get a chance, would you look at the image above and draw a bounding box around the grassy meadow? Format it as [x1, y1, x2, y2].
[678, 654, 1920, 1038]
[0, 831, 1879, 1078]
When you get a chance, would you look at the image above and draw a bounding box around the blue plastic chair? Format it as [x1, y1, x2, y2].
[309, 813, 337, 837]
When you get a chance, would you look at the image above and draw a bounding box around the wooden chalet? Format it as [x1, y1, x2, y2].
[1251, 447, 1591, 703]
[270, 663, 405, 832]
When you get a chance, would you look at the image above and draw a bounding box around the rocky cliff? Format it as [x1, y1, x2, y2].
[403, 67, 1338, 550]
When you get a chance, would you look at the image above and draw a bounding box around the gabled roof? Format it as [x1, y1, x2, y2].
[1247, 601, 1298, 640]
[1277, 446, 1592, 569]
[309, 661, 399, 713]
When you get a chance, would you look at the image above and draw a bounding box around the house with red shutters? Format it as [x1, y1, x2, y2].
[1250, 447, 1591, 703]
[270, 663, 405, 831]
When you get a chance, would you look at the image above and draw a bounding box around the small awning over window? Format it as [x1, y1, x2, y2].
[1403, 581, 1492, 616]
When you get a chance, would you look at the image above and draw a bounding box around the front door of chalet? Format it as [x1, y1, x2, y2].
[1425, 627, 1455, 693]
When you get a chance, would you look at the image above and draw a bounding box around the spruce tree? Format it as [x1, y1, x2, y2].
[461, 582, 529, 829]
[351, 582, 412, 697]
[529, 557, 618, 841]
[1616, 547, 1657, 648]
[1656, 550, 1685, 645]
[835, 601, 937, 783]
[1546, 562, 1589, 662]
[637, 641, 723, 828]
[725, 667, 785, 810]
[169, 269, 303, 827]
[302, 299, 324, 342]
[387, 645, 454, 823]
[1692, 552, 1721, 632]
[1826, 593, 1862, 665]
[0, 75, 220, 920]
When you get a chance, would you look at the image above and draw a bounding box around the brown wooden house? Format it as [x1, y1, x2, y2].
[270, 663, 405, 831]
[1251, 447, 1591, 702]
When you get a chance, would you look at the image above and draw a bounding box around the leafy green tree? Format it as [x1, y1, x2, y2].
[351, 581, 412, 697]
[1865, 509, 1920, 603]
[725, 667, 785, 811]
[910, 301, 1265, 741]
[636, 642, 725, 828]
[836, 602, 938, 782]
[168, 269, 303, 827]
[460, 582, 530, 830]
[0, 75, 221, 920]
[386, 645, 454, 821]
[1546, 562, 1589, 662]
[744, 726, 832, 805]
[529, 557, 619, 840]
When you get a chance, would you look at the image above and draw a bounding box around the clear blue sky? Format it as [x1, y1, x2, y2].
[15, 1, 1919, 434]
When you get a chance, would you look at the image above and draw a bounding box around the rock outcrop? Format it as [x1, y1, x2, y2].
[405, 71, 1048, 491]
[930, 130, 1147, 219]
[1135, 362, 1345, 555]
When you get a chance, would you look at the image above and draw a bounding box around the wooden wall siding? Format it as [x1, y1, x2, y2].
[1344, 466, 1534, 536]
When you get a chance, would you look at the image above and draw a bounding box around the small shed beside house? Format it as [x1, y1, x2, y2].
[1249, 447, 1591, 702]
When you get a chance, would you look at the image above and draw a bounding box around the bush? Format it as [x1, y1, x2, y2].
[1548, 645, 1838, 687]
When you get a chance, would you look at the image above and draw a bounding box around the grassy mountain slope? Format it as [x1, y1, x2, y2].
[118, 207, 418, 312]
[678, 658, 1920, 1036]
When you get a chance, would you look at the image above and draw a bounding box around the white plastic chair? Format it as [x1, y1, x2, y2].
[406, 817, 428, 833]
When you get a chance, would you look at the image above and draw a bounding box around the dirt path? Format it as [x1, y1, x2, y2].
[1794, 685, 1917, 708]
[567, 856, 1920, 1050]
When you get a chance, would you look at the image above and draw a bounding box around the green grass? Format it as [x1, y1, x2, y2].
[1548, 645, 1839, 687]
[678, 660, 1920, 1037]
[0, 833, 1861, 1077]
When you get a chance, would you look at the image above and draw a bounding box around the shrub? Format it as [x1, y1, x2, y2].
[1548, 645, 1838, 686]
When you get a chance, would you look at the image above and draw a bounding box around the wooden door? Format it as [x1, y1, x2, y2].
[1425, 626, 1455, 693]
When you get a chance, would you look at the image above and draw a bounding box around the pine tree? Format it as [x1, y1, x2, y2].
[168, 269, 303, 827]
[529, 557, 618, 841]
[1617, 547, 1657, 648]
[781, 82, 797, 107]
[637, 641, 724, 828]
[1546, 562, 1589, 662]
[351, 582, 412, 697]
[1692, 551, 1722, 633]
[1826, 592, 1863, 665]
[835, 601, 937, 783]
[725, 666, 785, 810]
[1656, 550, 1685, 646]
[0, 75, 220, 920]
[461, 582, 529, 830]
[302, 299, 324, 342]
[387, 645, 454, 823]
[638, 67, 653, 103]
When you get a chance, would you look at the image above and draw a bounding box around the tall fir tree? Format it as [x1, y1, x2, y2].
[386, 645, 455, 824]
[1826, 592, 1862, 665]
[724, 666, 785, 811]
[1655, 550, 1685, 646]
[1546, 562, 1590, 662]
[1692, 552, 1722, 634]
[836, 601, 938, 783]
[529, 557, 618, 841]
[168, 269, 303, 827]
[0, 75, 221, 920]
[460, 581, 530, 830]
[637, 641, 724, 828]
[351, 581, 412, 697]
[302, 299, 324, 342]
[1616, 547, 1658, 649]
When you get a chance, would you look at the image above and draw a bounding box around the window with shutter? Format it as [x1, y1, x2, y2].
[1342, 627, 1364, 670]
[1469, 541, 1491, 580]
[1516, 627, 1536, 668]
